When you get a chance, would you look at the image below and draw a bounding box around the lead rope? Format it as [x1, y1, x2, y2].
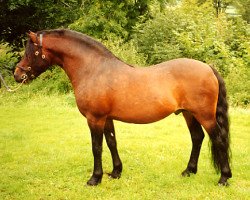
[0, 72, 26, 92]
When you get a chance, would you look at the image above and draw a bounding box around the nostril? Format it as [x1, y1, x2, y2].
[14, 73, 22, 82]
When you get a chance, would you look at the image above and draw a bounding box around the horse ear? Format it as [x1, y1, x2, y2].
[27, 31, 37, 44]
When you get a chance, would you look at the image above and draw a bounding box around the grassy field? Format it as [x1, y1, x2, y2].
[0, 92, 249, 200]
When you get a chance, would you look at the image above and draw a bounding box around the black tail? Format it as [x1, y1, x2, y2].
[210, 66, 231, 172]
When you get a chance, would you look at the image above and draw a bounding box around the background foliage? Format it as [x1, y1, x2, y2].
[0, 0, 81, 47]
[0, 0, 249, 106]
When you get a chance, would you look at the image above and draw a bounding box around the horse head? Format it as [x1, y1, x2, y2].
[14, 31, 52, 83]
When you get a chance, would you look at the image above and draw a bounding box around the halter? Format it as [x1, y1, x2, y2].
[16, 33, 48, 79]
[34, 33, 46, 59]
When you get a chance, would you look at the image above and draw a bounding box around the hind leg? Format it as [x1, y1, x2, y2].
[104, 119, 123, 179]
[182, 111, 205, 177]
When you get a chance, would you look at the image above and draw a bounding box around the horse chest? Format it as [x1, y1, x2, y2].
[75, 89, 111, 118]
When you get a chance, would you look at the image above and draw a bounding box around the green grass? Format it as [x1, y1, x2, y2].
[0, 92, 249, 199]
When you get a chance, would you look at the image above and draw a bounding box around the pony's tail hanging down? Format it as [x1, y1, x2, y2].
[210, 66, 231, 172]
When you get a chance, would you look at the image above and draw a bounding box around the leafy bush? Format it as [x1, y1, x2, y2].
[0, 42, 18, 79]
[225, 63, 250, 107]
[69, 1, 129, 40]
[134, 3, 235, 73]
[102, 36, 147, 66]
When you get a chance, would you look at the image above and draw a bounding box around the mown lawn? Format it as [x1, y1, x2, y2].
[0, 93, 249, 199]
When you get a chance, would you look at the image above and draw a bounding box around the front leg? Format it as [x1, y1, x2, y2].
[104, 119, 122, 179]
[87, 118, 105, 186]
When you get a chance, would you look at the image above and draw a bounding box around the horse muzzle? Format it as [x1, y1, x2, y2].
[14, 67, 29, 83]
[14, 73, 27, 83]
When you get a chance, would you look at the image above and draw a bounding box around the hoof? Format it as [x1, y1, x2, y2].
[181, 169, 191, 177]
[218, 182, 229, 186]
[87, 175, 102, 186]
[181, 168, 196, 177]
[108, 170, 122, 179]
[218, 176, 230, 186]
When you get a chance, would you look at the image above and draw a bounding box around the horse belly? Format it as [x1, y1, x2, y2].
[110, 97, 176, 124]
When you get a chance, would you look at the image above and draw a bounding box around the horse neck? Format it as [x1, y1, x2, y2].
[44, 36, 127, 87]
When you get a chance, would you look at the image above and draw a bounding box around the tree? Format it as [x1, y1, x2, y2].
[0, 0, 82, 48]
[69, 0, 177, 40]
[197, 0, 250, 20]
[233, 0, 250, 23]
